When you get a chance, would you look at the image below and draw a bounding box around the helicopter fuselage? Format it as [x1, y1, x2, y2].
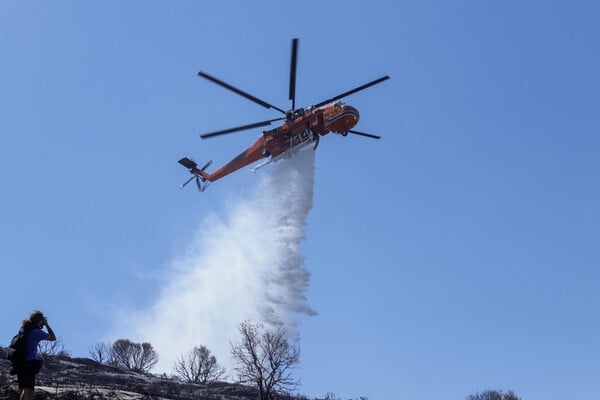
[201, 101, 359, 182]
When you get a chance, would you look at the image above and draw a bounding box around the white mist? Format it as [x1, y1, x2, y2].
[123, 149, 316, 373]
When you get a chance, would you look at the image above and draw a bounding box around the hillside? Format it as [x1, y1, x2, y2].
[0, 352, 278, 400]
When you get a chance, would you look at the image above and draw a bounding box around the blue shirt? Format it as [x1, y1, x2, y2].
[25, 328, 49, 361]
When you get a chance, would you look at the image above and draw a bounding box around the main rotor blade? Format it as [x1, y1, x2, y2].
[198, 71, 287, 114]
[200, 117, 285, 139]
[347, 130, 382, 140]
[289, 38, 299, 110]
[313, 76, 390, 108]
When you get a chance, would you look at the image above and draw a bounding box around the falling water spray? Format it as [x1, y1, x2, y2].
[124, 149, 316, 372]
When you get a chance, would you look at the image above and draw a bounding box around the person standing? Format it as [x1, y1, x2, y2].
[15, 311, 56, 400]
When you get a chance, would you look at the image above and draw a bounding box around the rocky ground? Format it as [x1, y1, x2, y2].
[0, 354, 277, 400]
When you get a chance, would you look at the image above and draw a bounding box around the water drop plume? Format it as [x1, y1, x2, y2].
[123, 149, 317, 372]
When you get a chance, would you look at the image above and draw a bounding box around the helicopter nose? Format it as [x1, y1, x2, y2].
[342, 104, 360, 129]
[324, 103, 361, 133]
[342, 105, 359, 118]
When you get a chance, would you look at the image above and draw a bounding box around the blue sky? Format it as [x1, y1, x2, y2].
[1, 1, 599, 399]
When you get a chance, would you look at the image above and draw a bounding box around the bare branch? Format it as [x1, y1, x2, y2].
[173, 345, 226, 384]
[88, 342, 113, 364]
[111, 339, 159, 373]
[231, 321, 300, 400]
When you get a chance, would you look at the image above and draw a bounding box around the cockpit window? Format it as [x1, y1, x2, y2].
[334, 102, 341, 110]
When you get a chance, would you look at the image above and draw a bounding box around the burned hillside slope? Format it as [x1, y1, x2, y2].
[0, 351, 262, 400]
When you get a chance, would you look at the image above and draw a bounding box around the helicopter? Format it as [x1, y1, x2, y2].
[179, 38, 389, 191]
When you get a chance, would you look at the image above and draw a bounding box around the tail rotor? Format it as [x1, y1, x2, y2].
[178, 158, 213, 192]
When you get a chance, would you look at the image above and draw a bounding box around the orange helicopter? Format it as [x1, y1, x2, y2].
[179, 38, 389, 191]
